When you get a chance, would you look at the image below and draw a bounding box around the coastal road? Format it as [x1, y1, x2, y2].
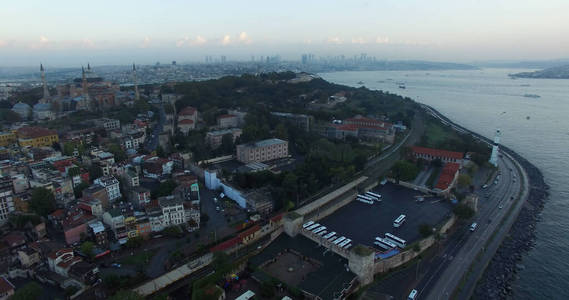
[417, 153, 525, 300]
[144, 101, 165, 152]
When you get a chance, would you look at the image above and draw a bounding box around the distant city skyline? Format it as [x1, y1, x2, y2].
[1, 0, 569, 67]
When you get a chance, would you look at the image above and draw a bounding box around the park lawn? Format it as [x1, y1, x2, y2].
[120, 249, 157, 266]
[423, 118, 459, 148]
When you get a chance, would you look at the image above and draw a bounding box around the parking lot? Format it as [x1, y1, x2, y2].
[319, 182, 452, 249]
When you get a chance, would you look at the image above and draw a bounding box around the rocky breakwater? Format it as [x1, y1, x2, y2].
[473, 148, 549, 300]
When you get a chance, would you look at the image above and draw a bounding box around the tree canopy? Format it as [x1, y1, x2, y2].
[30, 187, 56, 217]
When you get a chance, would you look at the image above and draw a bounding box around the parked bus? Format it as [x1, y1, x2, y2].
[385, 233, 407, 248]
[236, 290, 255, 300]
[357, 195, 374, 204]
[393, 214, 406, 228]
[338, 239, 352, 248]
[333, 236, 346, 245]
[366, 191, 382, 200]
[375, 237, 397, 249]
[357, 194, 373, 201]
[307, 223, 320, 231]
[343, 244, 352, 250]
[317, 230, 327, 236]
[324, 232, 336, 239]
[312, 226, 326, 234]
[303, 221, 314, 229]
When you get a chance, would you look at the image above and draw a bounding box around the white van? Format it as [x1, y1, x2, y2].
[408, 289, 418, 300]
[470, 222, 478, 232]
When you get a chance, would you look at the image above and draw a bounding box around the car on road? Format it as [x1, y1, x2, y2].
[470, 222, 478, 232]
[482, 184, 488, 189]
[111, 263, 121, 268]
[499, 204, 504, 209]
[408, 289, 418, 300]
[216, 206, 220, 212]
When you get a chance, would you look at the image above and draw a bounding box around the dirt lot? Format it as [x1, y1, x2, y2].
[261, 252, 320, 287]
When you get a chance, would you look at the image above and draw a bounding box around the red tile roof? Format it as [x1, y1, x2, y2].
[217, 114, 236, 119]
[210, 236, 240, 252]
[412, 146, 464, 160]
[238, 224, 261, 239]
[48, 248, 73, 259]
[270, 213, 283, 223]
[331, 123, 358, 132]
[2, 232, 26, 247]
[178, 119, 194, 125]
[435, 163, 461, 190]
[0, 276, 15, 295]
[17, 126, 58, 139]
[178, 106, 197, 116]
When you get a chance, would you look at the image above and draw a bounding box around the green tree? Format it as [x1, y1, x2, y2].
[107, 143, 127, 162]
[89, 165, 103, 181]
[220, 133, 234, 154]
[63, 142, 76, 156]
[9, 282, 42, 300]
[457, 174, 472, 188]
[74, 181, 89, 199]
[391, 160, 419, 182]
[30, 187, 56, 217]
[152, 180, 178, 198]
[109, 290, 144, 300]
[275, 122, 288, 140]
[0, 109, 22, 123]
[453, 204, 475, 219]
[419, 223, 433, 238]
[80, 241, 95, 260]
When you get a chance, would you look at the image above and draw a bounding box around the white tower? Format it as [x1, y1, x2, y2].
[489, 129, 501, 167]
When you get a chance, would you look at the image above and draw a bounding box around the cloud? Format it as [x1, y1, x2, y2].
[327, 36, 343, 44]
[29, 36, 52, 49]
[82, 38, 95, 48]
[351, 37, 367, 44]
[0, 40, 5, 48]
[238, 32, 252, 44]
[141, 36, 151, 48]
[221, 35, 231, 45]
[176, 35, 208, 47]
[375, 36, 390, 44]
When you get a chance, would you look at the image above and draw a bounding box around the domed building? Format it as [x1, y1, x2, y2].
[33, 103, 54, 120]
[11, 102, 31, 120]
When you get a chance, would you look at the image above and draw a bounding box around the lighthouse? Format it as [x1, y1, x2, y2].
[489, 129, 501, 167]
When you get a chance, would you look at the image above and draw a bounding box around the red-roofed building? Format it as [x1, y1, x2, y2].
[326, 116, 395, 143]
[0, 276, 15, 300]
[16, 126, 59, 148]
[47, 248, 82, 276]
[177, 119, 195, 135]
[2, 232, 26, 249]
[62, 209, 97, 245]
[412, 146, 464, 165]
[434, 163, 461, 191]
[216, 114, 238, 128]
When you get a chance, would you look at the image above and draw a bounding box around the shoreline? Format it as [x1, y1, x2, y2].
[420, 104, 549, 299]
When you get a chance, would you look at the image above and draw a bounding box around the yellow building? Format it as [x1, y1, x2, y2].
[17, 127, 59, 148]
[0, 131, 16, 147]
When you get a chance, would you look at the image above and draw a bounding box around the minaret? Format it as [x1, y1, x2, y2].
[133, 63, 140, 101]
[40, 63, 50, 99]
[81, 66, 90, 110]
[489, 129, 501, 167]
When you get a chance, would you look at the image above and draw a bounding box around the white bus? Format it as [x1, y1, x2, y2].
[357, 194, 373, 201]
[312, 226, 326, 234]
[333, 236, 346, 245]
[303, 221, 314, 229]
[343, 244, 352, 250]
[328, 236, 337, 242]
[366, 191, 382, 201]
[317, 230, 328, 236]
[323, 232, 336, 239]
[338, 239, 352, 248]
[357, 195, 374, 204]
[393, 214, 406, 228]
[307, 223, 320, 231]
[375, 237, 397, 250]
[236, 290, 255, 300]
[385, 233, 407, 248]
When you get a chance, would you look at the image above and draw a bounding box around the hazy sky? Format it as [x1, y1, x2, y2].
[1, 0, 568, 66]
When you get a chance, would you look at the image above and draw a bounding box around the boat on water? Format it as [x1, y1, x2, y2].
[520, 84, 530, 87]
[399, 85, 406, 89]
[523, 94, 540, 98]
[357, 81, 364, 84]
